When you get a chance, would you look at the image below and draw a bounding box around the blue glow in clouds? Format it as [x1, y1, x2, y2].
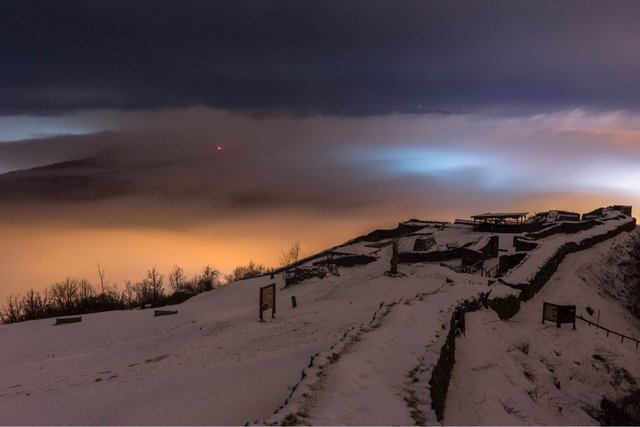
[0, 116, 99, 142]
[345, 145, 491, 178]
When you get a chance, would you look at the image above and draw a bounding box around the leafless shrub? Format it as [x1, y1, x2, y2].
[225, 260, 269, 282]
[508, 340, 530, 355]
[279, 242, 301, 267]
[586, 388, 640, 426]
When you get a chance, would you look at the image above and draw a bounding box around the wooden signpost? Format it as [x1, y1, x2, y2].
[259, 283, 276, 321]
[542, 302, 576, 329]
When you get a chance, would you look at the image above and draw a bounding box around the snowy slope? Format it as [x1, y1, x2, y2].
[445, 229, 640, 425]
[1, 219, 638, 425]
[0, 235, 484, 425]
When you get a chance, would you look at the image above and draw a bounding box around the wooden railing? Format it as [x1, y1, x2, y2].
[480, 264, 499, 278]
[458, 260, 499, 278]
[576, 315, 639, 349]
[460, 260, 483, 275]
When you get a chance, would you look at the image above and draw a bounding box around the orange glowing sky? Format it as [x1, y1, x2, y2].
[0, 181, 635, 303]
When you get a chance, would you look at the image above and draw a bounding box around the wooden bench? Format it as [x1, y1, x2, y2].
[55, 316, 82, 325]
[154, 310, 178, 317]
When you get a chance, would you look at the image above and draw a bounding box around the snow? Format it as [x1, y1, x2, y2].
[0, 244, 481, 425]
[398, 223, 480, 253]
[501, 217, 634, 286]
[1, 216, 637, 425]
[0, 276, 330, 425]
[330, 243, 382, 256]
[280, 278, 494, 426]
[446, 229, 640, 425]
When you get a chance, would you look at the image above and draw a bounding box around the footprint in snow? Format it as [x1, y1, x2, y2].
[144, 354, 170, 363]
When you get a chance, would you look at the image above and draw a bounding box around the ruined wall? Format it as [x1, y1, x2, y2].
[429, 298, 480, 421]
[429, 292, 521, 421]
[487, 293, 522, 320]
[413, 236, 436, 251]
[284, 265, 339, 286]
[480, 235, 500, 257]
[398, 248, 464, 264]
[513, 237, 539, 252]
[525, 220, 599, 240]
[313, 254, 377, 268]
[512, 218, 636, 301]
[498, 252, 528, 275]
[460, 248, 485, 267]
[353, 223, 425, 243]
[429, 310, 460, 422]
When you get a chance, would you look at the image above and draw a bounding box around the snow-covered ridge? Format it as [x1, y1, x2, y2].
[1, 207, 637, 425]
[446, 228, 640, 425]
[501, 217, 636, 292]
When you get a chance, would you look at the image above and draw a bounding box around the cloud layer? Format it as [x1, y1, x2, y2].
[1, 108, 638, 226]
[2, 1, 640, 114]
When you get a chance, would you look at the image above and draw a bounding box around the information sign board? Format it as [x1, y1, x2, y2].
[259, 283, 276, 321]
[542, 302, 576, 329]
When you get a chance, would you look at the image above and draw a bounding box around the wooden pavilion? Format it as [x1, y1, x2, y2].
[471, 212, 528, 232]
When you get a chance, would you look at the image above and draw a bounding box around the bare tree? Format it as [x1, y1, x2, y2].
[21, 289, 45, 320]
[51, 277, 80, 314]
[146, 267, 164, 303]
[279, 242, 301, 267]
[133, 280, 152, 306]
[168, 265, 187, 293]
[122, 280, 135, 306]
[1, 294, 23, 324]
[97, 263, 111, 295]
[78, 278, 95, 309]
[196, 265, 221, 292]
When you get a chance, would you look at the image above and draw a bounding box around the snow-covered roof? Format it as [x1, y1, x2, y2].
[471, 212, 528, 219]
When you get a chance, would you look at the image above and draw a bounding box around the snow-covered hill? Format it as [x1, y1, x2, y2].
[1, 210, 638, 425]
[446, 230, 640, 425]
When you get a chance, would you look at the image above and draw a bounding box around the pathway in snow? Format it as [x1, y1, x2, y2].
[265, 279, 494, 426]
[307, 293, 453, 425]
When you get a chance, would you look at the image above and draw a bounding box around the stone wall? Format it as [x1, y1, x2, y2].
[353, 223, 426, 243]
[487, 293, 521, 320]
[429, 298, 481, 421]
[413, 236, 436, 251]
[284, 265, 338, 286]
[525, 219, 599, 240]
[428, 291, 521, 421]
[460, 248, 485, 267]
[513, 237, 539, 252]
[498, 252, 528, 275]
[480, 235, 500, 257]
[513, 218, 636, 301]
[398, 248, 464, 264]
[474, 223, 527, 233]
[429, 310, 459, 422]
[313, 254, 377, 268]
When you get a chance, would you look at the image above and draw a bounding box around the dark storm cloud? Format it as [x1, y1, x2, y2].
[2, 1, 640, 115]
